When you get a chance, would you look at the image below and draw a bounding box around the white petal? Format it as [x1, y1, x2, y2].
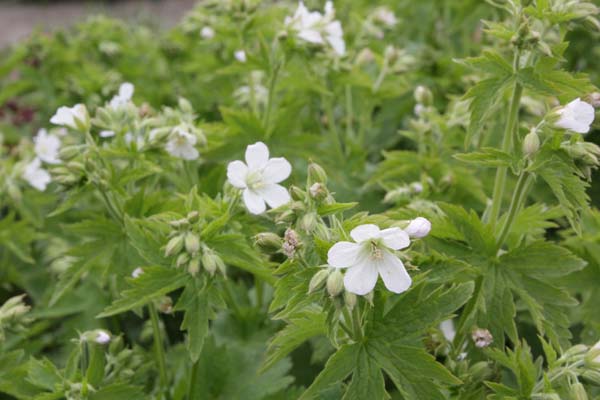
[99, 130, 115, 138]
[227, 160, 248, 188]
[327, 241, 361, 268]
[440, 319, 456, 342]
[245, 142, 269, 170]
[350, 224, 380, 243]
[262, 157, 291, 183]
[379, 228, 410, 250]
[243, 189, 266, 214]
[377, 251, 412, 294]
[258, 184, 290, 208]
[326, 35, 346, 55]
[119, 82, 134, 100]
[298, 29, 324, 44]
[343, 262, 378, 295]
[180, 146, 199, 160]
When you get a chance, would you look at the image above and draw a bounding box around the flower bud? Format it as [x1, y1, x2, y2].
[59, 145, 85, 160]
[582, 370, 600, 385]
[570, 382, 588, 400]
[344, 291, 357, 310]
[471, 328, 493, 348]
[326, 269, 344, 297]
[176, 252, 190, 268]
[254, 232, 283, 252]
[81, 329, 111, 345]
[156, 296, 173, 314]
[164, 234, 184, 257]
[308, 162, 328, 185]
[309, 183, 327, 200]
[298, 212, 318, 233]
[289, 185, 306, 201]
[187, 211, 200, 223]
[184, 233, 201, 254]
[523, 129, 540, 157]
[188, 256, 201, 276]
[404, 217, 431, 238]
[308, 269, 329, 294]
[414, 85, 433, 106]
[356, 48, 375, 65]
[201, 249, 223, 276]
[131, 267, 144, 278]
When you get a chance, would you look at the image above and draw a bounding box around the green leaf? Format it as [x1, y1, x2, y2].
[299, 344, 359, 400]
[261, 306, 327, 373]
[176, 280, 210, 363]
[26, 358, 62, 391]
[89, 383, 146, 400]
[500, 241, 586, 278]
[124, 215, 169, 266]
[97, 266, 189, 317]
[317, 202, 358, 217]
[342, 347, 387, 400]
[463, 75, 513, 140]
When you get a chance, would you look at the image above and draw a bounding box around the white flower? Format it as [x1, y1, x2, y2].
[234, 50, 247, 63]
[554, 98, 595, 134]
[440, 319, 456, 342]
[404, 217, 431, 238]
[201, 26, 215, 39]
[131, 267, 144, 278]
[95, 330, 111, 344]
[99, 130, 116, 138]
[50, 104, 87, 130]
[33, 129, 61, 164]
[327, 224, 412, 295]
[109, 82, 134, 110]
[284, 1, 346, 55]
[165, 127, 199, 160]
[22, 158, 51, 191]
[227, 141, 292, 214]
[373, 7, 398, 27]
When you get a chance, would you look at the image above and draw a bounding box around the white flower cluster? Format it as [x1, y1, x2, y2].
[284, 1, 346, 56]
[22, 129, 62, 191]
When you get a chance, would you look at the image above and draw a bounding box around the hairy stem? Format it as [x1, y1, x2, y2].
[487, 52, 522, 228]
[496, 171, 533, 250]
[149, 303, 168, 397]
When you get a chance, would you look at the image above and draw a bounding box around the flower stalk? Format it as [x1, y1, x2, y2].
[149, 303, 168, 397]
[495, 170, 533, 250]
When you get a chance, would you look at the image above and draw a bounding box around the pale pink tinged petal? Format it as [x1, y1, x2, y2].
[245, 142, 269, 169]
[327, 241, 361, 268]
[258, 184, 290, 208]
[350, 224, 380, 243]
[262, 157, 292, 183]
[227, 160, 248, 189]
[379, 228, 410, 250]
[343, 262, 378, 295]
[377, 251, 412, 294]
[243, 188, 266, 214]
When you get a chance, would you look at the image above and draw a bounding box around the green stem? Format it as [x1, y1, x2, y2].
[187, 360, 200, 400]
[495, 171, 532, 250]
[149, 303, 168, 397]
[352, 305, 364, 342]
[345, 85, 354, 140]
[263, 60, 281, 138]
[373, 60, 388, 93]
[487, 52, 522, 228]
[341, 307, 355, 339]
[323, 96, 345, 162]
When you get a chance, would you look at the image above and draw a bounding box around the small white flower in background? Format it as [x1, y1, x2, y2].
[284, 1, 346, 56]
[165, 126, 199, 160]
[404, 217, 431, 238]
[373, 7, 398, 27]
[234, 71, 269, 106]
[227, 141, 292, 214]
[410, 182, 423, 194]
[327, 224, 412, 295]
[201, 26, 215, 39]
[95, 330, 111, 344]
[234, 50, 247, 63]
[22, 158, 51, 191]
[131, 267, 144, 278]
[440, 319, 456, 342]
[109, 82, 134, 110]
[554, 98, 595, 134]
[33, 129, 61, 164]
[99, 130, 116, 138]
[50, 104, 87, 130]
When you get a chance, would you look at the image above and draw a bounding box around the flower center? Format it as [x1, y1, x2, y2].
[246, 170, 266, 191]
[369, 240, 384, 260]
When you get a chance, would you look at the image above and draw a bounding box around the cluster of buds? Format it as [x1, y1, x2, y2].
[104, 335, 145, 381]
[383, 181, 424, 204]
[165, 211, 225, 276]
[308, 267, 357, 309]
[282, 228, 301, 258]
[471, 328, 493, 348]
[0, 294, 31, 341]
[561, 140, 600, 180]
[510, 17, 541, 51]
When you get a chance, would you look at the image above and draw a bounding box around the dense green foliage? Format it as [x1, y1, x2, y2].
[0, 0, 600, 399]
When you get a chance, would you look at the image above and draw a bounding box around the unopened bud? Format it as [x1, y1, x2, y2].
[308, 269, 329, 294]
[298, 212, 317, 233]
[309, 182, 327, 200]
[582, 370, 600, 385]
[176, 253, 190, 268]
[570, 382, 588, 400]
[326, 269, 344, 297]
[308, 162, 328, 185]
[523, 130, 540, 157]
[131, 267, 144, 278]
[471, 328, 493, 348]
[188, 256, 201, 276]
[186, 211, 200, 223]
[289, 185, 306, 201]
[165, 235, 184, 257]
[344, 291, 357, 309]
[184, 233, 201, 254]
[156, 296, 173, 314]
[404, 217, 431, 238]
[254, 232, 283, 252]
[59, 145, 85, 160]
[414, 85, 433, 106]
[586, 92, 600, 108]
